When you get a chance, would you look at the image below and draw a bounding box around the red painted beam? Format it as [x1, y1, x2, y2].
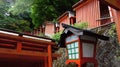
[0, 33, 55, 45]
[103, 0, 120, 10]
[48, 45, 52, 67]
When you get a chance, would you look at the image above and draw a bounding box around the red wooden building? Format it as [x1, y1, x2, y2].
[44, 21, 55, 37]
[0, 28, 59, 67]
[57, 0, 117, 30]
[102, 0, 120, 43]
[32, 25, 45, 35]
[57, 0, 120, 43]
[57, 11, 76, 31]
[32, 21, 60, 37]
[72, 0, 115, 28]
[32, 0, 120, 43]
[72, 0, 120, 42]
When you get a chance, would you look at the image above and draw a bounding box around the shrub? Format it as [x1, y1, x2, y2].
[74, 22, 88, 29]
[52, 31, 62, 44]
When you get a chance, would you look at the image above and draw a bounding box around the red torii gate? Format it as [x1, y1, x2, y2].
[0, 28, 59, 67]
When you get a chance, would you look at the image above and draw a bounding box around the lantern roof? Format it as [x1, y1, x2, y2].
[59, 23, 109, 47]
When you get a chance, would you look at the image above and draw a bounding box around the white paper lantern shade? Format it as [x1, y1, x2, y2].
[82, 43, 94, 57]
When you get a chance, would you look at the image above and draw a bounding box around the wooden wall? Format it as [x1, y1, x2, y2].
[45, 23, 55, 36]
[58, 15, 70, 31]
[74, 0, 101, 28]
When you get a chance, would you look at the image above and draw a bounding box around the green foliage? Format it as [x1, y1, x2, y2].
[9, 0, 79, 28]
[0, 0, 9, 14]
[8, 0, 33, 15]
[0, 16, 32, 32]
[52, 31, 62, 44]
[0, 0, 33, 32]
[1, 0, 81, 33]
[74, 22, 88, 29]
[108, 24, 116, 37]
[38, 33, 45, 36]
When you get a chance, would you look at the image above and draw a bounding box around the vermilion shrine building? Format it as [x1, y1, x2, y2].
[33, 0, 120, 40]
[57, 0, 120, 43]
[0, 0, 120, 67]
[0, 28, 59, 67]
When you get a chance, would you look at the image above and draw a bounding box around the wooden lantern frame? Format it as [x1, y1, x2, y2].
[59, 23, 109, 67]
[65, 34, 98, 67]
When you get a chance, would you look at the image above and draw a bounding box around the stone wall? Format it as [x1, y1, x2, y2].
[94, 23, 120, 67]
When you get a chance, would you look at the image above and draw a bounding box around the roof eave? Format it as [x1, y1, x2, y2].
[72, 0, 87, 9]
[57, 11, 70, 21]
[62, 23, 109, 41]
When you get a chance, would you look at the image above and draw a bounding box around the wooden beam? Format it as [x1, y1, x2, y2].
[22, 42, 47, 48]
[52, 53, 61, 58]
[0, 48, 60, 58]
[22, 46, 45, 51]
[73, 0, 91, 10]
[0, 33, 55, 45]
[103, 0, 120, 10]
[48, 45, 52, 67]
[0, 48, 48, 57]
[114, 11, 120, 44]
[0, 43, 15, 48]
[44, 57, 48, 67]
[0, 38, 16, 44]
[17, 42, 22, 52]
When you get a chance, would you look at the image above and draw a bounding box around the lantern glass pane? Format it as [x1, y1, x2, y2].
[76, 53, 79, 59]
[72, 54, 75, 59]
[67, 42, 79, 60]
[68, 50, 71, 54]
[75, 48, 79, 53]
[72, 49, 74, 53]
[75, 42, 78, 47]
[67, 45, 71, 49]
[71, 43, 74, 48]
[69, 55, 72, 59]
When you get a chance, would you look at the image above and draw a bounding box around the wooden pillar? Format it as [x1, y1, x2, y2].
[114, 10, 120, 44]
[17, 42, 22, 52]
[77, 64, 81, 67]
[48, 45, 52, 67]
[44, 57, 48, 67]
